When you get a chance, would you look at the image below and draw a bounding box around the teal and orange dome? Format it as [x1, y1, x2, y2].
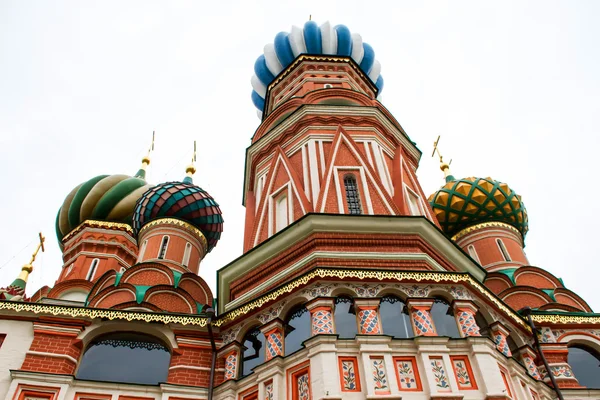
[132, 169, 223, 253]
[428, 175, 528, 238]
[56, 162, 152, 245]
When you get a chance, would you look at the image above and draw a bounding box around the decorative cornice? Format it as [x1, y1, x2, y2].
[62, 220, 134, 243]
[139, 218, 208, 255]
[531, 313, 600, 325]
[452, 221, 523, 242]
[0, 301, 208, 327]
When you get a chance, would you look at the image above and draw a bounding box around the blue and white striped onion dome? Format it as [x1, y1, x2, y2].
[251, 20, 384, 116]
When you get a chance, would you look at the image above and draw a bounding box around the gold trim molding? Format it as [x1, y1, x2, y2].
[62, 220, 134, 243]
[531, 314, 600, 325]
[138, 218, 208, 254]
[452, 221, 523, 243]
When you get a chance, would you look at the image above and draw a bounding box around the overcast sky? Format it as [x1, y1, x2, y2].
[1, 1, 599, 311]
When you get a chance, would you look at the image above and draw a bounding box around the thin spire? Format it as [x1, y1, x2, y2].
[2, 232, 45, 300]
[183, 140, 197, 184]
[135, 131, 155, 179]
[432, 135, 455, 182]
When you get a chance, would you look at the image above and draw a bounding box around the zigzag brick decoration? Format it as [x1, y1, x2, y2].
[453, 301, 481, 338]
[491, 322, 512, 357]
[224, 350, 238, 380]
[355, 300, 381, 335]
[306, 298, 335, 335]
[261, 319, 285, 361]
[407, 299, 436, 336]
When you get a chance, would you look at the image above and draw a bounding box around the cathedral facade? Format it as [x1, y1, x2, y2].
[0, 20, 598, 400]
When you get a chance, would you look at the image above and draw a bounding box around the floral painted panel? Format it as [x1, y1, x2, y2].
[395, 357, 421, 390]
[297, 373, 310, 400]
[339, 358, 360, 391]
[430, 357, 450, 391]
[371, 358, 389, 392]
[451, 356, 476, 389]
[264, 381, 273, 400]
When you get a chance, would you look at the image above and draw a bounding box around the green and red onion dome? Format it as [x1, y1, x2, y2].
[428, 175, 528, 238]
[132, 176, 223, 253]
[56, 167, 152, 246]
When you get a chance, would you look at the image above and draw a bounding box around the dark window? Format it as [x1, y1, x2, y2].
[242, 327, 266, 376]
[344, 175, 362, 215]
[496, 239, 511, 261]
[334, 297, 358, 338]
[158, 236, 169, 259]
[380, 296, 413, 338]
[285, 306, 311, 355]
[568, 345, 600, 388]
[475, 311, 490, 338]
[76, 332, 170, 385]
[430, 298, 460, 338]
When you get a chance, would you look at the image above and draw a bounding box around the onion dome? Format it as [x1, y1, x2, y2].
[251, 20, 384, 114]
[55, 157, 153, 246]
[132, 163, 224, 253]
[428, 169, 528, 238]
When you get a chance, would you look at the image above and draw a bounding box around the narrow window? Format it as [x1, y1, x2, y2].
[139, 240, 148, 259]
[496, 239, 511, 261]
[66, 263, 74, 276]
[344, 175, 362, 215]
[406, 187, 423, 216]
[379, 296, 413, 338]
[242, 327, 266, 376]
[334, 296, 358, 338]
[324, 83, 333, 88]
[467, 245, 480, 263]
[275, 195, 288, 232]
[430, 298, 461, 338]
[182, 243, 192, 267]
[87, 259, 99, 281]
[158, 236, 169, 259]
[119, 267, 126, 273]
[284, 306, 311, 356]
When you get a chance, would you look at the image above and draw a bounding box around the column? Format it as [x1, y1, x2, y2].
[219, 341, 243, 381]
[406, 298, 436, 336]
[490, 322, 512, 357]
[260, 319, 285, 361]
[518, 346, 541, 380]
[354, 299, 382, 334]
[306, 297, 335, 335]
[452, 300, 481, 338]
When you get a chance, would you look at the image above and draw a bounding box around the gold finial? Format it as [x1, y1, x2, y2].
[432, 135, 453, 180]
[309, 14, 312, 21]
[185, 140, 197, 177]
[19, 232, 45, 282]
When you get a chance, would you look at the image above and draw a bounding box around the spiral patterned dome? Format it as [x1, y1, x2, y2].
[56, 173, 152, 245]
[428, 176, 528, 238]
[251, 20, 384, 114]
[132, 180, 223, 252]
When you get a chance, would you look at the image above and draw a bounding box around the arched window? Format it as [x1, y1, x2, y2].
[76, 332, 170, 384]
[344, 175, 362, 215]
[496, 239, 511, 261]
[242, 327, 266, 376]
[284, 306, 311, 356]
[467, 245, 480, 263]
[430, 298, 460, 338]
[182, 243, 192, 267]
[568, 345, 600, 388]
[275, 195, 289, 232]
[334, 296, 358, 339]
[475, 311, 490, 338]
[139, 240, 148, 259]
[119, 267, 126, 273]
[86, 259, 99, 281]
[379, 296, 413, 338]
[158, 236, 169, 259]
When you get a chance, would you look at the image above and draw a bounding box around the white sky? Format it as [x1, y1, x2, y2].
[1, 1, 599, 312]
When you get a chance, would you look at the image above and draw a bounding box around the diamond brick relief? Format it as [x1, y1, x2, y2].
[266, 331, 283, 360]
[359, 309, 381, 334]
[457, 310, 480, 337]
[311, 309, 334, 334]
[412, 309, 435, 336]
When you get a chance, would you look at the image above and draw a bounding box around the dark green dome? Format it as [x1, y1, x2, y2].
[56, 173, 152, 245]
[428, 176, 528, 238]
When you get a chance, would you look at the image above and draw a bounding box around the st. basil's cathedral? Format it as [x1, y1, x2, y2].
[0, 20, 598, 400]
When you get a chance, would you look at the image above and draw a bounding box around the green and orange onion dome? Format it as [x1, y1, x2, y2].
[132, 165, 224, 253]
[55, 159, 153, 248]
[428, 167, 528, 239]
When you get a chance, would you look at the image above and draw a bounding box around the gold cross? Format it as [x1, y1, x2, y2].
[29, 232, 45, 265]
[432, 135, 444, 162]
[192, 140, 197, 164]
[148, 130, 155, 156]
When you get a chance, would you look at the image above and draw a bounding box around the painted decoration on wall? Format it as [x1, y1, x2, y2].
[371, 357, 389, 393]
[358, 308, 381, 334]
[522, 354, 541, 380]
[393, 357, 422, 391]
[450, 356, 477, 390]
[297, 373, 310, 400]
[264, 381, 274, 400]
[429, 357, 450, 391]
[265, 330, 284, 360]
[338, 357, 361, 392]
[412, 308, 436, 336]
[493, 331, 512, 356]
[456, 310, 480, 337]
[530, 389, 540, 400]
[224, 351, 237, 380]
[311, 308, 334, 334]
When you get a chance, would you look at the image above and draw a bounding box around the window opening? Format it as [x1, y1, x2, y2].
[284, 306, 311, 356]
[497, 239, 511, 261]
[324, 83, 333, 88]
[430, 298, 460, 338]
[86, 259, 99, 281]
[242, 328, 266, 376]
[182, 243, 192, 267]
[158, 236, 169, 259]
[139, 240, 148, 259]
[275, 195, 289, 232]
[406, 188, 423, 215]
[568, 345, 600, 388]
[344, 175, 362, 215]
[467, 245, 480, 263]
[380, 296, 413, 338]
[334, 296, 358, 338]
